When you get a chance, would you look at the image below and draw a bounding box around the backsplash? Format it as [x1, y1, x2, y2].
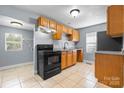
[34, 31, 53, 45]
[53, 33, 75, 50]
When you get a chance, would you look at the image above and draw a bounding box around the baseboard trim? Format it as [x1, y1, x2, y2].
[84, 60, 94, 64]
[0, 62, 33, 71]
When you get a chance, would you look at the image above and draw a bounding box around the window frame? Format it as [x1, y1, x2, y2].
[5, 33, 23, 51]
[86, 32, 97, 54]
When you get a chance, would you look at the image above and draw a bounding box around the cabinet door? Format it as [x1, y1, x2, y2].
[62, 25, 68, 33]
[67, 51, 73, 67]
[71, 30, 80, 42]
[95, 54, 124, 88]
[67, 28, 72, 35]
[52, 24, 62, 40]
[61, 52, 67, 70]
[72, 51, 77, 64]
[77, 50, 83, 62]
[76, 31, 80, 41]
[70, 30, 75, 41]
[95, 54, 105, 81]
[107, 5, 123, 37]
[37, 16, 49, 27]
[49, 20, 57, 30]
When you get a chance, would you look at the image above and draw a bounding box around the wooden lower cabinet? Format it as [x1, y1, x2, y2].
[95, 53, 124, 88]
[72, 50, 77, 64]
[66, 51, 73, 67]
[61, 52, 67, 70]
[61, 51, 77, 70]
[77, 50, 83, 62]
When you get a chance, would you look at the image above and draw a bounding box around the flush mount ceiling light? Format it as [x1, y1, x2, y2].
[10, 21, 23, 27]
[70, 9, 80, 18]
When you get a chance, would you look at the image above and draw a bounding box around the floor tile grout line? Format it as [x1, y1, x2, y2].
[33, 76, 43, 88]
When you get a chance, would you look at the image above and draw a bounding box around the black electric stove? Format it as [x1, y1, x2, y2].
[37, 44, 61, 80]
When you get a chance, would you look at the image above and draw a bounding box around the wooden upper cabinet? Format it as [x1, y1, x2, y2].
[37, 16, 49, 27]
[49, 20, 57, 30]
[62, 25, 68, 33]
[37, 16, 80, 41]
[61, 52, 67, 70]
[75, 31, 80, 41]
[70, 30, 80, 42]
[67, 28, 73, 35]
[52, 24, 62, 40]
[107, 5, 124, 37]
[62, 26, 72, 35]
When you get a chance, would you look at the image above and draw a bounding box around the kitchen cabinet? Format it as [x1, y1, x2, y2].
[49, 20, 57, 30]
[72, 50, 77, 64]
[66, 51, 73, 67]
[107, 5, 124, 37]
[70, 30, 80, 42]
[76, 31, 80, 41]
[62, 25, 68, 33]
[67, 28, 73, 35]
[63, 26, 73, 35]
[77, 50, 83, 62]
[37, 16, 80, 41]
[37, 16, 49, 27]
[61, 51, 77, 70]
[95, 53, 124, 88]
[52, 24, 62, 40]
[61, 52, 67, 70]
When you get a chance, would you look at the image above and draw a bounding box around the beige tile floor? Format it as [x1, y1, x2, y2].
[0, 63, 110, 88]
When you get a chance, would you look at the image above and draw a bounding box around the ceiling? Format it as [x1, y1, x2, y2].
[13, 5, 108, 29]
[0, 15, 34, 31]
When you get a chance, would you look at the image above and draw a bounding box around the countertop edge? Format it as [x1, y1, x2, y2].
[95, 51, 124, 55]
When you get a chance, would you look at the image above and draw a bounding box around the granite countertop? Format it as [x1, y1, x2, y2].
[95, 51, 124, 55]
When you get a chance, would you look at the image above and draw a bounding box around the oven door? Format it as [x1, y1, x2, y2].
[44, 51, 61, 71]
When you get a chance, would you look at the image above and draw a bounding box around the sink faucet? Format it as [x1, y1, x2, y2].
[63, 42, 69, 50]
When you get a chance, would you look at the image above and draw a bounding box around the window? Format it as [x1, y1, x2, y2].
[5, 33, 23, 51]
[86, 32, 97, 53]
